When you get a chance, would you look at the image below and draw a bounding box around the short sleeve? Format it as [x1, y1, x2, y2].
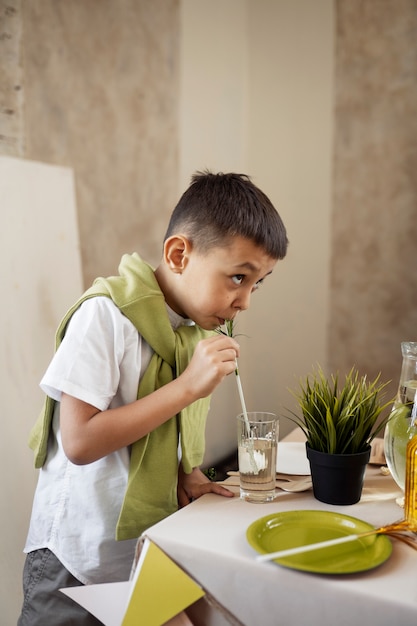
[40, 297, 141, 411]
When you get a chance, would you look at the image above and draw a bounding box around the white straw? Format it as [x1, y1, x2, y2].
[234, 359, 258, 473]
[255, 532, 374, 562]
[223, 319, 257, 473]
[235, 361, 250, 435]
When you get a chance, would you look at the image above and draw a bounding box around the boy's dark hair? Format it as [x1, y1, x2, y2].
[164, 171, 288, 259]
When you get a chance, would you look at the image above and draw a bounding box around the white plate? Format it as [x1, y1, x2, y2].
[276, 442, 310, 475]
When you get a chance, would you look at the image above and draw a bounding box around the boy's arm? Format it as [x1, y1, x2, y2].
[60, 333, 239, 465]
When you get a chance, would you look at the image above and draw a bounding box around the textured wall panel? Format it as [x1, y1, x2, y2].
[330, 0, 417, 398]
[0, 0, 24, 155]
[0, 155, 83, 625]
[22, 0, 179, 285]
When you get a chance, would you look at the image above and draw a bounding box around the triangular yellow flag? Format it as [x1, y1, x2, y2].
[122, 539, 205, 626]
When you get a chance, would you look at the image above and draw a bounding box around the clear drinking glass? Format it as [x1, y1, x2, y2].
[237, 412, 279, 503]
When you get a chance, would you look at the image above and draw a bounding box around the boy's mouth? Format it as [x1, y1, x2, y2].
[215, 314, 238, 327]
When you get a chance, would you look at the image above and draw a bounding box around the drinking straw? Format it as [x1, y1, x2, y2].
[234, 360, 250, 436]
[223, 319, 258, 473]
[234, 360, 258, 474]
[255, 532, 373, 562]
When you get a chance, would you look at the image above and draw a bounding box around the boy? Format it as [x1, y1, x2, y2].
[19, 171, 288, 625]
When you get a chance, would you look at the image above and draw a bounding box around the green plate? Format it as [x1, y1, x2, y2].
[247, 510, 392, 574]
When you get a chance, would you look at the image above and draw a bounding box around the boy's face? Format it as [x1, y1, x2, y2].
[165, 235, 277, 330]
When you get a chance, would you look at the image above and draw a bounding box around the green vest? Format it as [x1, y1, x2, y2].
[29, 253, 212, 540]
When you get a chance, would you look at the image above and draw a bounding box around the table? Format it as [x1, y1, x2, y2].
[145, 454, 417, 625]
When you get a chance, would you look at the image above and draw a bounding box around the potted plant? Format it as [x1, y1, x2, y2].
[286, 366, 392, 505]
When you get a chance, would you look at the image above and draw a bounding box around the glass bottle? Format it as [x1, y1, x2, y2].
[404, 434, 417, 525]
[384, 342, 417, 490]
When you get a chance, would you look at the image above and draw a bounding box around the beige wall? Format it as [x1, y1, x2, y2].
[179, 0, 334, 461]
[2, 0, 416, 621]
[179, 0, 249, 462]
[243, 0, 334, 424]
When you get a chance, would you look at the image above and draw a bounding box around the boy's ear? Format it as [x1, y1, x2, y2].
[163, 235, 192, 273]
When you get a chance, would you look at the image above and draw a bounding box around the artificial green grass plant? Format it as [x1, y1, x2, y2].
[287, 367, 392, 454]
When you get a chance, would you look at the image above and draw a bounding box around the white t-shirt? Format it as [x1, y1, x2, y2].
[24, 296, 189, 585]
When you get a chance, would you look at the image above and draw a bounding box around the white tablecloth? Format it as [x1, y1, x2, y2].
[145, 463, 416, 626]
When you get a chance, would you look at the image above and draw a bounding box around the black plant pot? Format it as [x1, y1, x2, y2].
[306, 443, 371, 505]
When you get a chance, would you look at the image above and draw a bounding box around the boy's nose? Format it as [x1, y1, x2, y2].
[234, 289, 252, 311]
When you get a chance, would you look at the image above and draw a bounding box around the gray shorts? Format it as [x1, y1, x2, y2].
[18, 548, 102, 626]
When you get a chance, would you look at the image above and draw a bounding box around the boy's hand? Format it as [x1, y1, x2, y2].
[177, 465, 234, 507]
[181, 334, 240, 399]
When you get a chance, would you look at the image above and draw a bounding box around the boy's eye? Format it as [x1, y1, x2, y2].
[232, 274, 245, 285]
[231, 275, 264, 290]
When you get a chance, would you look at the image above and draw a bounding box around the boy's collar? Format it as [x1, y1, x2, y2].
[165, 303, 195, 329]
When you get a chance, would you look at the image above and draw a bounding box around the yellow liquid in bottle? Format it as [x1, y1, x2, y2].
[404, 434, 417, 527]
